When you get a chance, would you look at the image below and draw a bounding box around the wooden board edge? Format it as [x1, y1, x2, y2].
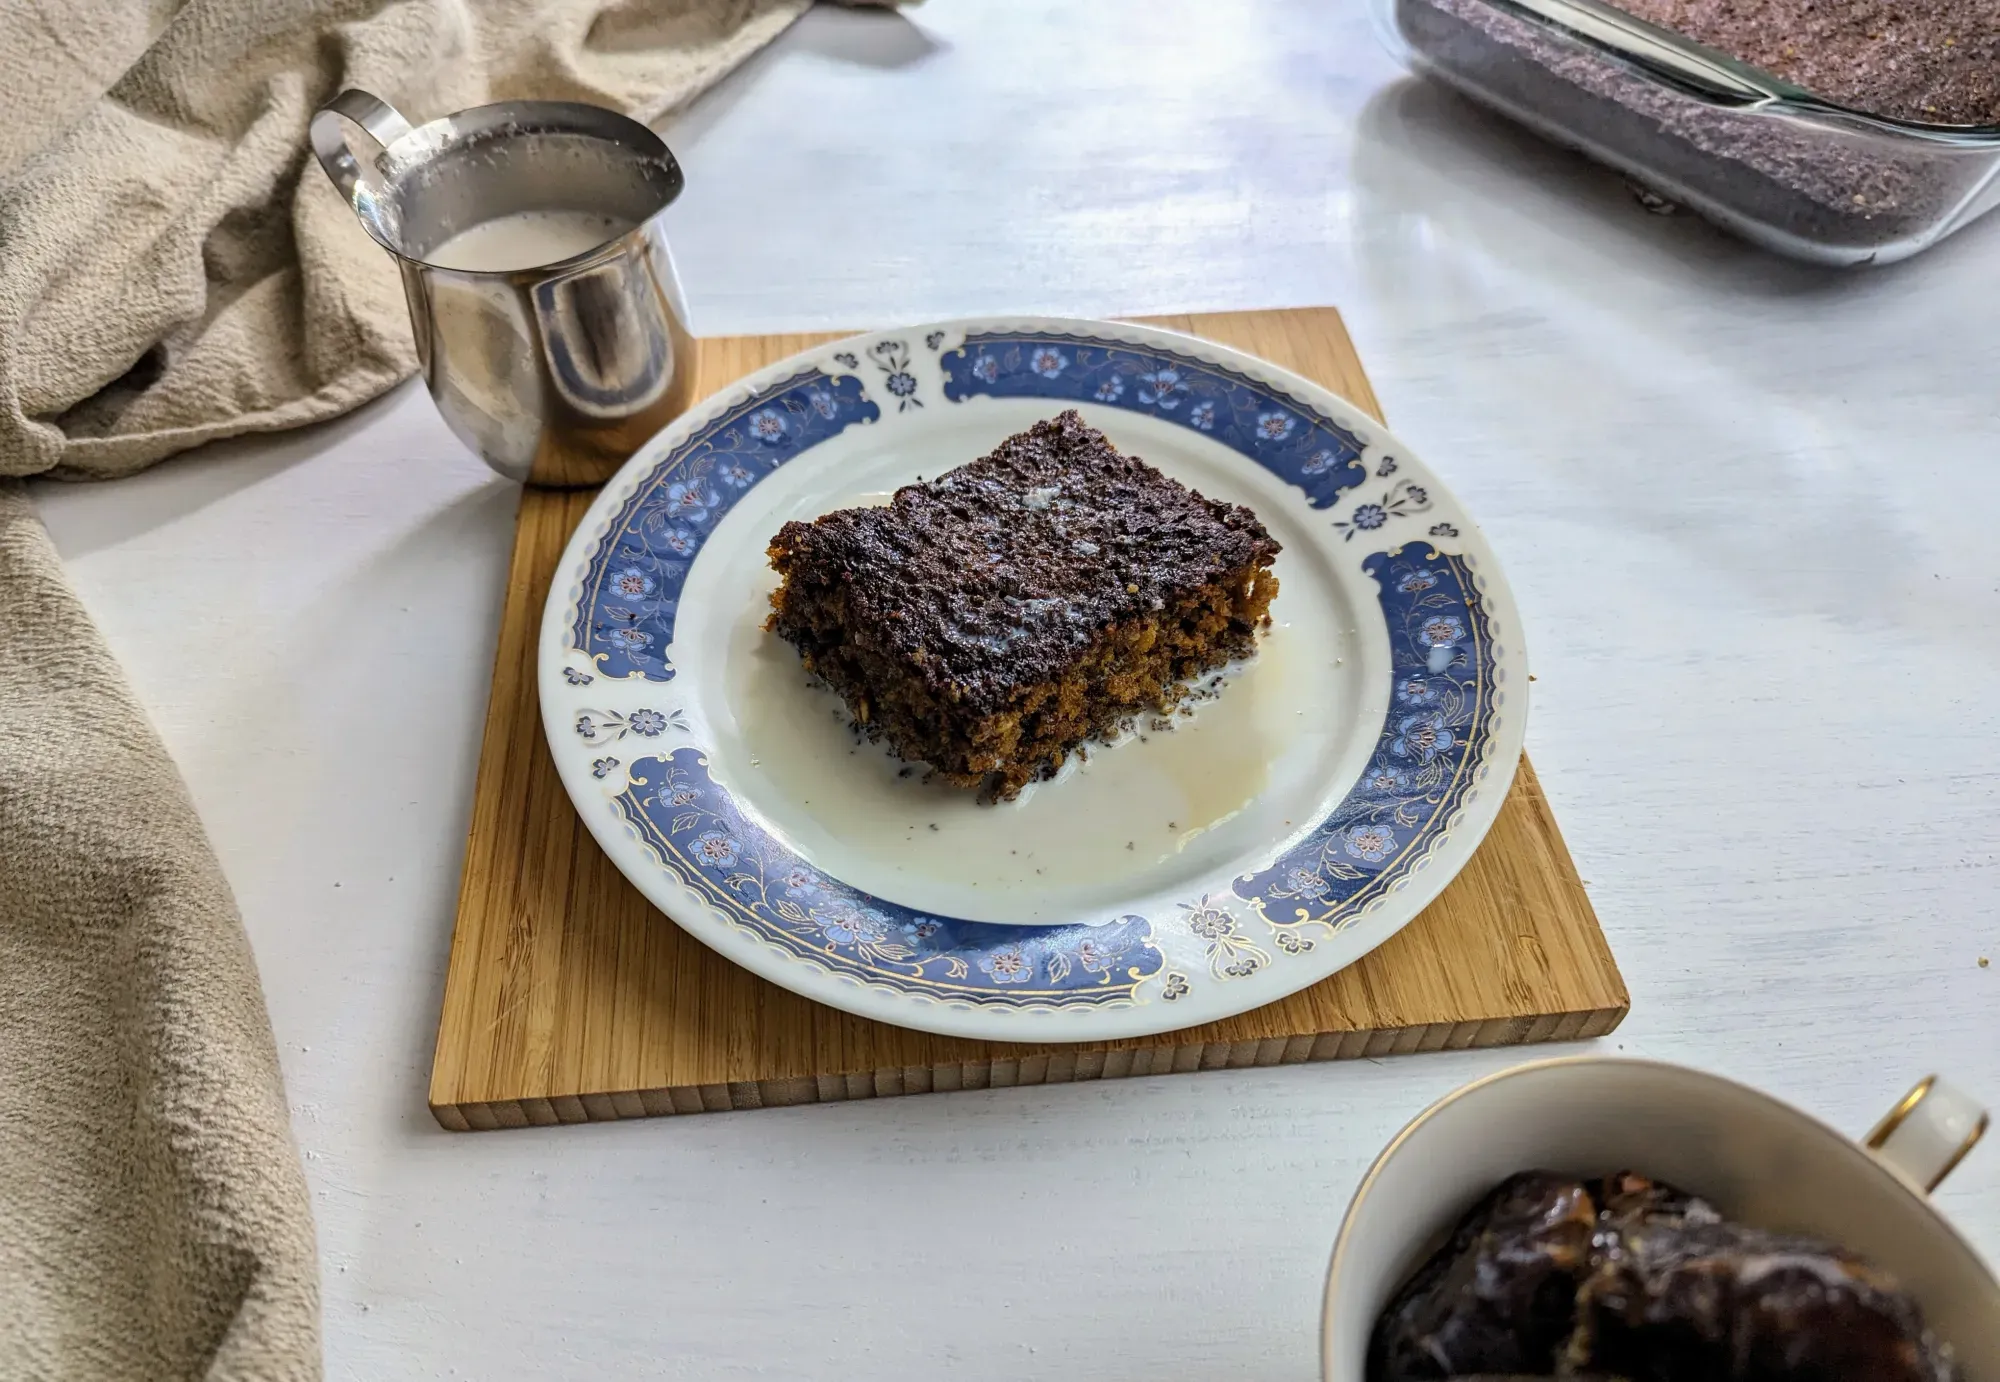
[1508, 757, 1628, 1013]
[427, 1001, 1628, 1130]
[428, 486, 533, 1115]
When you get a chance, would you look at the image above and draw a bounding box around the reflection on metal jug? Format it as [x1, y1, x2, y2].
[310, 89, 696, 488]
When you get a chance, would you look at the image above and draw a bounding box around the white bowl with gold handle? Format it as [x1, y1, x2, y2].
[1321, 1057, 1994, 1380]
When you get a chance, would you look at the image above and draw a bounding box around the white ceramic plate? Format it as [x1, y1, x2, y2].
[540, 317, 1526, 1041]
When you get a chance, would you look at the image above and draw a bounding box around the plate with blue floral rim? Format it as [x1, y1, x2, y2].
[540, 317, 1526, 1043]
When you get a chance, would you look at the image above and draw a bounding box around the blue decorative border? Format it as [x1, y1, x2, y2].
[941, 332, 1369, 509]
[564, 327, 1505, 1011]
[570, 369, 879, 682]
[1234, 548, 1496, 948]
[616, 750, 1163, 1006]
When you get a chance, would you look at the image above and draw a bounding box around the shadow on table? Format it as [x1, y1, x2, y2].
[1344, 77, 2000, 304]
[30, 380, 462, 561]
[1338, 77, 1998, 666]
[661, 2, 945, 146]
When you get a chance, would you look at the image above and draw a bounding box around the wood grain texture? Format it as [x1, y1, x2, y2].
[427, 308, 1627, 1130]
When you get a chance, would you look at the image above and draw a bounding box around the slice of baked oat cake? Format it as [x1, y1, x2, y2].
[766, 409, 1279, 801]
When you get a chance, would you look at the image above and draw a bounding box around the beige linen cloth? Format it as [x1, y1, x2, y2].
[0, 0, 825, 1376]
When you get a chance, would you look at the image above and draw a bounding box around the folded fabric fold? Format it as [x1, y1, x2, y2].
[0, 482, 319, 1378]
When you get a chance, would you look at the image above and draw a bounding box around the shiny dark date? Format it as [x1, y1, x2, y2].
[1368, 1171, 1959, 1382]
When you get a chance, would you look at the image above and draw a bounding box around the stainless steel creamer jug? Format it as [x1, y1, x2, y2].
[310, 89, 696, 487]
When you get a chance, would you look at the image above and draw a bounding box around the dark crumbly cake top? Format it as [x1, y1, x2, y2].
[1611, 0, 2000, 126]
[772, 410, 1278, 715]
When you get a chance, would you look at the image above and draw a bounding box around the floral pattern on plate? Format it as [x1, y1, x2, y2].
[549, 319, 1520, 1033]
[940, 333, 1369, 510]
[614, 750, 1164, 1007]
[1235, 548, 1496, 945]
[569, 368, 878, 681]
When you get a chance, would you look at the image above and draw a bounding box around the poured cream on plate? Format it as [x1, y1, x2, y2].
[672, 400, 1382, 927]
[734, 615, 1309, 886]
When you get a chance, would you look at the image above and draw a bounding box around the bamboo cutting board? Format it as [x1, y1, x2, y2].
[429, 307, 1627, 1129]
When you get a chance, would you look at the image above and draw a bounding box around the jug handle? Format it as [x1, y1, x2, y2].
[310, 90, 416, 209]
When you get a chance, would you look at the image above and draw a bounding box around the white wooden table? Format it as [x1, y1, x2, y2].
[32, 2, 2000, 1376]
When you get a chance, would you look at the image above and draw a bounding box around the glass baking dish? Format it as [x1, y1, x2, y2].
[1374, 0, 2000, 266]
